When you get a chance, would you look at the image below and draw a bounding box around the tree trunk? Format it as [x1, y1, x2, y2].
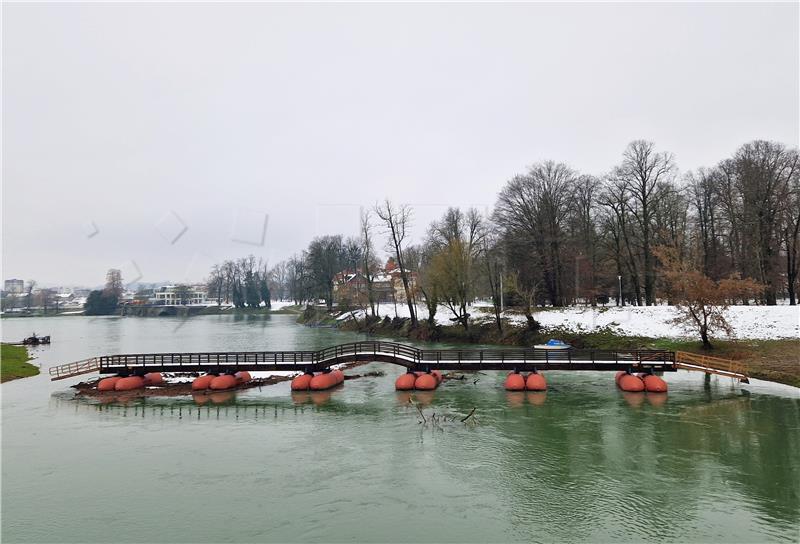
[699, 322, 713, 350]
[525, 313, 540, 331]
[643, 214, 655, 306]
[787, 253, 797, 305]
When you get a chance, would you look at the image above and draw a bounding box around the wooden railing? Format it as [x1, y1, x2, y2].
[49, 358, 100, 380]
[674, 351, 749, 381]
[317, 342, 421, 364]
[50, 341, 679, 380]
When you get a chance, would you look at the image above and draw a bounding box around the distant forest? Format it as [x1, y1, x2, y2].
[209, 139, 799, 318]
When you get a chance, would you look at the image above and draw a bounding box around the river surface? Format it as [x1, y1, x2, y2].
[2, 315, 799, 543]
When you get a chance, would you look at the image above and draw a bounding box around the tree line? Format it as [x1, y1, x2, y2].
[207, 256, 271, 309]
[213, 139, 799, 330]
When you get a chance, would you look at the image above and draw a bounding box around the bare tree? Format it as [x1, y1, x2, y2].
[287, 254, 311, 305]
[268, 261, 289, 302]
[782, 177, 800, 304]
[612, 140, 676, 305]
[26, 280, 36, 310]
[568, 175, 600, 305]
[482, 228, 504, 333]
[39, 288, 55, 314]
[406, 243, 438, 326]
[375, 200, 417, 325]
[104, 269, 124, 298]
[495, 162, 577, 306]
[599, 180, 642, 305]
[727, 141, 798, 304]
[360, 209, 378, 317]
[687, 168, 725, 279]
[656, 246, 762, 349]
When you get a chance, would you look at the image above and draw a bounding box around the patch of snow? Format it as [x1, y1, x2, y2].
[340, 302, 799, 340]
[268, 300, 296, 311]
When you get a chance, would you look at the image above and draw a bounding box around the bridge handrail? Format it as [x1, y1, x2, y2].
[316, 341, 421, 363]
[97, 350, 320, 370]
[49, 358, 99, 379]
[92, 343, 675, 364]
[675, 351, 748, 377]
[418, 347, 673, 362]
[54, 342, 678, 379]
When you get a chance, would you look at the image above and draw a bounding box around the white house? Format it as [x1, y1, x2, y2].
[151, 285, 208, 305]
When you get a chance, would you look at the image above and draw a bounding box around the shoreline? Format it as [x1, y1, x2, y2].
[1, 305, 303, 319]
[0, 344, 40, 383]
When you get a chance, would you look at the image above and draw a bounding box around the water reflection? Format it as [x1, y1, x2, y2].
[505, 391, 525, 408]
[621, 391, 646, 408]
[291, 391, 312, 405]
[485, 387, 799, 540]
[504, 391, 548, 407]
[394, 390, 436, 407]
[291, 389, 336, 406]
[209, 391, 235, 405]
[413, 390, 435, 407]
[309, 390, 333, 406]
[526, 391, 547, 406]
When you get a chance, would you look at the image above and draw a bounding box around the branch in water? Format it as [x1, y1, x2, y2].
[460, 408, 476, 423]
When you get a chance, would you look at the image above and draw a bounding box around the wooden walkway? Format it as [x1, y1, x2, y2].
[48, 341, 749, 382]
[675, 351, 750, 383]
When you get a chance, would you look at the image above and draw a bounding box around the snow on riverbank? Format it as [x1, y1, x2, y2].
[520, 305, 798, 340]
[269, 300, 296, 311]
[339, 303, 799, 340]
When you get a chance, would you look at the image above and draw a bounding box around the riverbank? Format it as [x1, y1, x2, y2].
[2, 301, 303, 319]
[302, 306, 800, 388]
[0, 344, 39, 383]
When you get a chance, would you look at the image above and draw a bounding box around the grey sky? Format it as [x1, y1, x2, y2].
[3, 2, 798, 287]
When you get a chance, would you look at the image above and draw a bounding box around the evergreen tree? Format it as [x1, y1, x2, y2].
[84, 290, 119, 315]
[259, 278, 271, 309]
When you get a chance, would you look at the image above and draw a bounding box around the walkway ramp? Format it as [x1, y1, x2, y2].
[49, 358, 100, 381]
[675, 351, 749, 382]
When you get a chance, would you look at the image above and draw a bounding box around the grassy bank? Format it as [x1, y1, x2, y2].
[1, 311, 81, 318]
[1, 344, 39, 383]
[324, 310, 800, 388]
[651, 338, 800, 388]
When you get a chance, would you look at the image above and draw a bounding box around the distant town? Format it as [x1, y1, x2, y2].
[0, 255, 415, 317]
[1, 277, 213, 316]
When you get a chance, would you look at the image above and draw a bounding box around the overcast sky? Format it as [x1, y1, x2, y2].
[3, 2, 798, 287]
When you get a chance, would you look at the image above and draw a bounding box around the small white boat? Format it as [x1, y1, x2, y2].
[534, 339, 571, 350]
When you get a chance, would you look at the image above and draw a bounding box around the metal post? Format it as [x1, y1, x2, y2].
[500, 273, 504, 313]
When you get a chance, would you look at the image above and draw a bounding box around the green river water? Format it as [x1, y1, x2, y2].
[2, 314, 799, 543]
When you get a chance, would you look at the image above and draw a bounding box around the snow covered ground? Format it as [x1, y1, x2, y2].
[338, 303, 799, 340]
[269, 300, 296, 311]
